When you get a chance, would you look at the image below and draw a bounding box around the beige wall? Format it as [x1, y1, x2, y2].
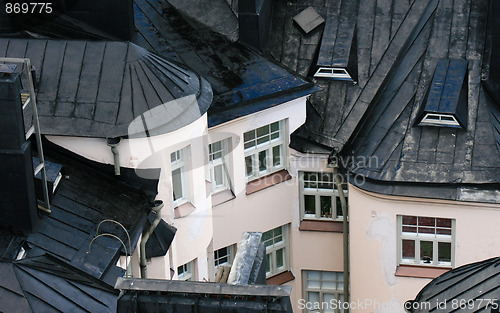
[349, 184, 500, 313]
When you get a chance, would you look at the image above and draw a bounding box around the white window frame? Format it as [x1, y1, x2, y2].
[262, 225, 289, 278]
[209, 139, 231, 193]
[244, 120, 286, 181]
[397, 215, 455, 267]
[178, 260, 195, 281]
[314, 67, 351, 80]
[421, 113, 460, 126]
[302, 270, 345, 313]
[214, 245, 234, 270]
[299, 171, 346, 221]
[171, 147, 189, 207]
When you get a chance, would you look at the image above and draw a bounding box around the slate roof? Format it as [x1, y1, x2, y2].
[408, 256, 500, 313]
[0, 255, 118, 313]
[132, 0, 319, 127]
[271, 0, 500, 201]
[0, 38, 213, 138]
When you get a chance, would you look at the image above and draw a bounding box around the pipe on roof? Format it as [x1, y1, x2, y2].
[140, 200, 164, 278]
[106, 137, 121, 175]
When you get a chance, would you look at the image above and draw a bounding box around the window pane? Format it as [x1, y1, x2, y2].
[244, 141, 255, 149]
[419, 227, 435, 234]
[272, 145, 281, 167]
[271, 132, 279, 140]
[258, 150, 267, 172]
[274, 226, 282, 236]
[307, 278, 321, 289]
[402, 226, 417, 233]
[257, 136, 269, 145]
[276, 248, 284, 268]
[436, 218, 452, 228]
[324, 293, 336, 313]
[420, 241, 433, 264]
[308, 292, 320, 307]
[320, 196, 332, 218]
[262, 230, 272, 242]
[244, 131, 255, 142]
[437, 228, 452, 235]
[270, 121, 279, 132]
[256, 125, 269, 137]
[322, 279, 336, 290]
[402, 239, 415, 261]
[438, 242, 451, 263]
[402, 215, 417, 225]
[304, 195, 316, 215]
[418, 217, 435, 227]
[266, 254, 271, 273]
[307, 270, 321, 281]
[245, 156, 253, 177]
[172, 168, 183, 201]
[214, 164, 223, 186]
[336, 197, 343, 217]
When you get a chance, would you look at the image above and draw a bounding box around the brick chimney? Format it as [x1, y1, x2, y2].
[0, 67, 39, 233]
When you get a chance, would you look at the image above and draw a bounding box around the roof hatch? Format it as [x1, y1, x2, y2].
[417, 59, 468, 128]
[313, 1, 358, 83]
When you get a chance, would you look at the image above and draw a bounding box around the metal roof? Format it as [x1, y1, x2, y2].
[408, 257, 500, 313]
[272, 0, 500, 200]
[0, 254, 118, 313]
[0, 38, 213, 138]
[132, 0, 319, 127]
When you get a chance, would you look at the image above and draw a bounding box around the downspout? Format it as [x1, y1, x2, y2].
[106, 137, 121, 175]
[140, 200, 164, 278]
[328, 151, 349, 308]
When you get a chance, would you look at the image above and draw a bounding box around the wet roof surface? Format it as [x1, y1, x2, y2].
[0, 38, 212, 138]
[132, 0, 319, 127]
[271, 0, 500, 200]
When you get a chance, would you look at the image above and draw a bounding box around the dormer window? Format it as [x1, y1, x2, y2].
[416, 59, 468, 129]
[313, 2, 358, 83]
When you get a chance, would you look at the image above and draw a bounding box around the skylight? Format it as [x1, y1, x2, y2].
[416, 59, 468, 128]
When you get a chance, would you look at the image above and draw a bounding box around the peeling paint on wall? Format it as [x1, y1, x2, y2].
[366, 212, 397, 286]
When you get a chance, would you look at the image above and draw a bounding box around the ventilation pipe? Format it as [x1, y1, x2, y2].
[140, 200, 164, 278]
[327, 151, 349, 307]
[106, 137, 121, 176]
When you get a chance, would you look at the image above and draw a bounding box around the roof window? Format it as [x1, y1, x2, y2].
[416, 59, 468, 128]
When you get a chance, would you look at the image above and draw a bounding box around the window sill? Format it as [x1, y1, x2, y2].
[246, 169, 292, 195]
[266, 270, 295, 285]
[212, 189, 236, 207]
[299, 220, 344, 232]
[174, 202, 196, 219]
[395, 265, 451, 279]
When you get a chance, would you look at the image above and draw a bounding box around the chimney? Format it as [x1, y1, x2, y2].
[0, 67, 39, 233]
[483, 0, 500, 104]
[238, 0, 272, 51]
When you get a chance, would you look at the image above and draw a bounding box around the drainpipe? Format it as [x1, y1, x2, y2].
[140, 200, 164, 278]
[328, 151, 349, 308]
[106, 137, 121, 175]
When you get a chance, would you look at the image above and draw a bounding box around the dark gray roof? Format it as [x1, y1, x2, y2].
[115, 277, 294, 313]
[408, 256, 500, 313]
[0, 38, 213, 138]
[0, 254, 118, 313]
[274, 0, 500, 200]
[132, 0, 319, 127]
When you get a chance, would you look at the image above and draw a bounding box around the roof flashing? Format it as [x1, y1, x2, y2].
[417, 59, 468, 129]
[293, 7, 325, 34]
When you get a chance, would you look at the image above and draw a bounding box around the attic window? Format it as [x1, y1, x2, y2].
[293, 7, 325, 34]
[417, 59, 468, 129]
[313, 2, 358, 83]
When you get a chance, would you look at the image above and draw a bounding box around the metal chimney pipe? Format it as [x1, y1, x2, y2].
[140, 200, 164, 278]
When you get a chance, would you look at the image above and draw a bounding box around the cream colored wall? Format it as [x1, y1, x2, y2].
[47, 113, 214, 281]
[349, 184, 500, 313]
